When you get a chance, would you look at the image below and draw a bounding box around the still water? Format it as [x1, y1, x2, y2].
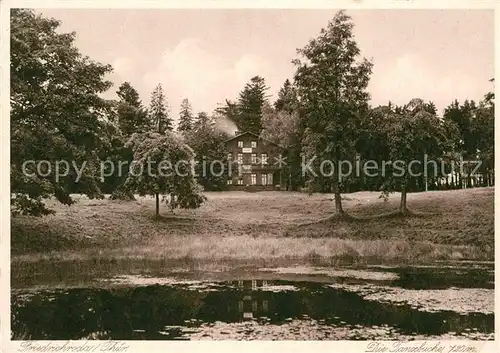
[11, 261, 494, 340]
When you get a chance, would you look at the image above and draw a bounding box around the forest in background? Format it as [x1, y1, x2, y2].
[10, 9, 494, 217]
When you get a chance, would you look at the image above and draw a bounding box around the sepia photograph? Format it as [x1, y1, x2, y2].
[3, 1, 496, 347]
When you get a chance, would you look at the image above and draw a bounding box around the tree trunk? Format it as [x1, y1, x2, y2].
[333, 180, 344, 214]
[155, 193, 160, 217]
[289, 171, 297, 191]
[332, 156, 344, 215]
[399, 180, 408, 214]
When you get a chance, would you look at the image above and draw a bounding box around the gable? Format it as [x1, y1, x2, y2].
[224, 131, 284, 149]
[223, 131, 260, 143]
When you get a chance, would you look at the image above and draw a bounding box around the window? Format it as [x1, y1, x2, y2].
[237, 153, 243, 164]
[237, 141, 243, 148]
[261, 174, 267, 185]
[227, 152, 232, 160]
[251, 141, 257, 148]
[261, 153, 268, 165]
[268, 173, 273, 185]
[251, 174, 257, 185]
[251, 153, 257, 164]
[237, 179, 243, 185]
[227, 179, 233, 185]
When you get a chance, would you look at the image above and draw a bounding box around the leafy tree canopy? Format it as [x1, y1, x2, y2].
[123, 132, 206, 214]
[11, 9, 113, 215]
[293, 10, 373, 212]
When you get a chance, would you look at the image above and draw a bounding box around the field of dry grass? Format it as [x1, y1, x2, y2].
[10, 187, 494, 265]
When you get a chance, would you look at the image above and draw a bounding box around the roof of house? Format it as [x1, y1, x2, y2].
[223, 131, 285, 149]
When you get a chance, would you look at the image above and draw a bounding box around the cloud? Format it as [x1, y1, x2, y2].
[369, 54, 484, 113]
[112, 57, 136, 77]
[142, 38, 273, 125]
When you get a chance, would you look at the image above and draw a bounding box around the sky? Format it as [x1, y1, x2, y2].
[36, 9, 494, 126]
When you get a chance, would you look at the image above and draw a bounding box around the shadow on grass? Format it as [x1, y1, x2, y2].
[350, 209, 435, 221]
[284, 209, 440, 242]
[151, 214, 197, 223]
[297, 209, 435, 227]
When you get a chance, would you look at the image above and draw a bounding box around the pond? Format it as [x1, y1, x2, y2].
[11, 261, 495, 340]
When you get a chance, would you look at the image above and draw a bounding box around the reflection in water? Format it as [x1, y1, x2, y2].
[11, 279, 494, 340]
[231, 280, 269, 320]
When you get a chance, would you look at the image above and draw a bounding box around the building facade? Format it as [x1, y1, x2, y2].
[224, 131, 284, 191]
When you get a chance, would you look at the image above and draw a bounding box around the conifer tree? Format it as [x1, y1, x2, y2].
[177, 98, 194, 133]
[237, 76, 269, 134]
[149, 83, 172, 134]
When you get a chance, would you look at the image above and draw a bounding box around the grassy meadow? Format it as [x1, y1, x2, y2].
[11, 187, 494, 267]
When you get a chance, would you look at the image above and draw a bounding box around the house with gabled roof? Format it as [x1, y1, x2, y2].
[224, 131, 285, 190]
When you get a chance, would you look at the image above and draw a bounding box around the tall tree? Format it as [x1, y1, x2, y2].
[274, 78, 299, 114]
[293, 10, 373, 214]
[146, 83, 172, 208]
[261, 103, 300, 154]
[356, 104, 395, 192]
[117, 81, 141, 107]
[472, 80, 495, 187]
[185, 127, 229, 191]
[116, 82, 149, 136]
[193, 111, 214, 132]
[442, 100, 464, 188]
[262, 79, 304, 191]
[443, 98, 485, 188]
[106, 82, 149, 200]
[237, 76, 269, 134]
[10, 9, 113, 216]
[99, 117, 135, 199]
[444, 100, 477, 159]
[484, 78, 495, 106]
[189, 110, 231, 191]
[384, 99, 449, 214]
[148, 83, 172, 134]
[177, 98, 194, 133]
[474, 107, 494, 187]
